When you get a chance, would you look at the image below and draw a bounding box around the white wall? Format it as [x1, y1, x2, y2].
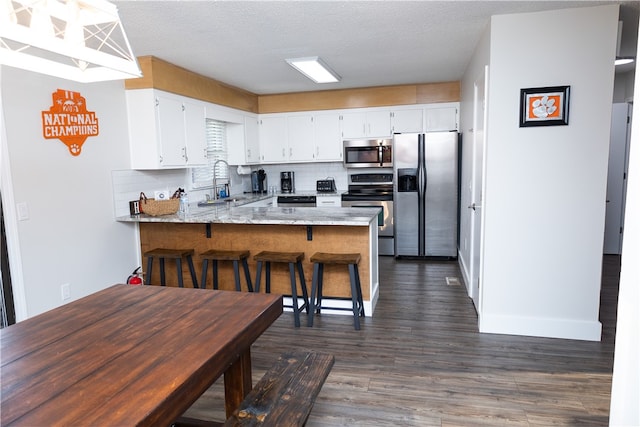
[609, 17, 640, 426]
[458, 21, 491, 299]
[479, 5, 618, 340]
[1, 66, 138, 318]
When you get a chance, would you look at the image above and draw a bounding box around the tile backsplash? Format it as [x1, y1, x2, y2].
[112, 162, 349, 217]
[257, 162, 348, 194]
[112, 169, 188, 217]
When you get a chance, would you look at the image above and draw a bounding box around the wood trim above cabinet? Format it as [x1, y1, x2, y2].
[125, 56, 460, 115]
[125, 56, 259, 113]
[258, 82, 460, 113]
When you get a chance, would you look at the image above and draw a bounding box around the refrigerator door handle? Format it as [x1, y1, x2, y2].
[417, 134, 427, 256]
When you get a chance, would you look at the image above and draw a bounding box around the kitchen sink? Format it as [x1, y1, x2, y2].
[197, 200, 226, 207]
[197, 197, 247, 207]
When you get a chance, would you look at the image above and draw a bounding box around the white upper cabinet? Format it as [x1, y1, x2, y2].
[259, 115, 288, 163]
[183, 98, 208, 165]
[391, 108, 424, 133]
[314, 113, 342, 161]
[287, 115, 315, 162]
[244, 116, 260, 164]
[340, 110, 391, 139]
[126, 89, 207, 169]
[155, 95, 186, 167]
[259, 113, 342, 164]
[210, 104, 259, 166]
[425, 105, 459, 131]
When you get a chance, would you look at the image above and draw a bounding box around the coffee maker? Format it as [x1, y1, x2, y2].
[280, 171, 295, 193]
[251, 169, 267, 193]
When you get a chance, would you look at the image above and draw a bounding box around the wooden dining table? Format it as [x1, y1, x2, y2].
[0, 284, 283, 426]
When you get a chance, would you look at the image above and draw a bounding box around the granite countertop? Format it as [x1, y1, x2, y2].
[116, 205, 379, 226]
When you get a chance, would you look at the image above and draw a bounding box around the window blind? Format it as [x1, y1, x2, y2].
[192, 119, 228, 188]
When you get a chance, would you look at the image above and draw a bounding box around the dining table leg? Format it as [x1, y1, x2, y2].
[223, 349, 253, 418]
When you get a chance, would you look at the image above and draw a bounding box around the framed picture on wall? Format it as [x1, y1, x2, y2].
[519, 85, 570, 127]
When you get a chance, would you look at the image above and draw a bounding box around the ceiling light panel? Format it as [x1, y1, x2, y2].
[286, 56, 340, 84]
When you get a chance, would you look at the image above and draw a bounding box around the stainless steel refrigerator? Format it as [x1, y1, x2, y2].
[393, 132, 459, 258]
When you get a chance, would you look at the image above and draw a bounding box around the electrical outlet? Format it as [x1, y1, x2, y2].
[61, 283, 70, 301]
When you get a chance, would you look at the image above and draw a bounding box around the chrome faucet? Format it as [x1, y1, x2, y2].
[212, 159, 229, 200]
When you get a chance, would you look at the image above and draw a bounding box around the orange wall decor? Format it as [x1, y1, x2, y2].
[41, 89, 100, 156]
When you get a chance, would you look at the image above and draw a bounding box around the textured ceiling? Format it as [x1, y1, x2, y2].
[114, 1, 639, 95]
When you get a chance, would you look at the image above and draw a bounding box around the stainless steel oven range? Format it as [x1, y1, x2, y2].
[341, 173, 394, 256]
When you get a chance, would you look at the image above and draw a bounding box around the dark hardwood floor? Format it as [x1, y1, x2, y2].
[183, 255, 619, 426]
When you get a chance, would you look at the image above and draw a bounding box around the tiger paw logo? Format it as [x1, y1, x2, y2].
[41, 89, 99, 156]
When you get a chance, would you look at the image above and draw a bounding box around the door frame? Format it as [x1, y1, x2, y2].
[469, 66, 489, 312]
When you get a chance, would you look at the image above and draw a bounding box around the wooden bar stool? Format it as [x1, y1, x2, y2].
[200, 249, 253, 292]
[143, 248, 198, 288]
[307, 252, 365, 330]
[254, 251, 309, 327]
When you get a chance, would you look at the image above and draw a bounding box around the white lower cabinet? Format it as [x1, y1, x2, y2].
[316, 195, 341, 207]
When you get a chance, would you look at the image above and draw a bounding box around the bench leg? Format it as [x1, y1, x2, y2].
[223, 349, 253, 419]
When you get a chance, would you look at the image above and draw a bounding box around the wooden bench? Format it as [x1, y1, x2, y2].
[224, 350, 335, 427]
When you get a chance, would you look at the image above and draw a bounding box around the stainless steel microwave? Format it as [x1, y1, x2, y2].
[343, 138, 393, 168]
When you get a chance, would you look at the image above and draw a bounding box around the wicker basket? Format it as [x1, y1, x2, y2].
[139, 192, 179, 216]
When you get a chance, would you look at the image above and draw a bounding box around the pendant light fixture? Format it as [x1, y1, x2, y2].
[0, 0, 141, 82]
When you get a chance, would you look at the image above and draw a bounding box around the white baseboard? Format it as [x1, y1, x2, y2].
[479, 313, 602, 341]
[457, 250, 472, 297]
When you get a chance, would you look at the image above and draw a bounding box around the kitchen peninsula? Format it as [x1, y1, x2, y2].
[117, 205, 380, 315]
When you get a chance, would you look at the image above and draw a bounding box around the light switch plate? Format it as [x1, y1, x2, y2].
[16, 202, 29, 221]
